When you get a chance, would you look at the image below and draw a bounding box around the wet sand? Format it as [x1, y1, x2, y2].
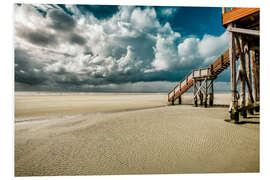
[15, 92, 259, 176]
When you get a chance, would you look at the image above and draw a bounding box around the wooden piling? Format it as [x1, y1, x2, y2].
[193, 79, 198, 107]
[252, 50, 257, 103]
[245, 46, 254, 114]
[178, 95, 182, 104]
[252, 50, 260, 112]
[254, 50, 260, 112]
[255, 50, 260, 102]
[209, 80, 214, 106]
[199, 81, 203, 106]
[238, 36, 247, 118]
[228, 25, 239, 122]
[204, 78, 208, 108]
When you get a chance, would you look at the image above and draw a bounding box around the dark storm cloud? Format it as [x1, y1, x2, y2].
[16, 27, 58, 47]
[15, 48, 48, 85]
[15, 70, 48, 85]
[45, 49, 75, 58]
[47, 9, 76, 32]
[102, 70, 190, 85]
[117, 33, 156, 65]
[69, 33, 86, 45]
[15, 48, 43, 71]
[54, 73, 84, 85]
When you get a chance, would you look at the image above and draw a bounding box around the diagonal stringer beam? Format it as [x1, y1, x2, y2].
[193, 78, 207, 98]
[235, 35, 255, 104]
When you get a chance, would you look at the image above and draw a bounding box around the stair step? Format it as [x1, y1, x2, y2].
[168, 49, 229, 102]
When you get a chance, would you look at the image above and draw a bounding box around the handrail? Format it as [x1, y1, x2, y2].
[168, 71, 191, 95]
[168, 49, 230, 101]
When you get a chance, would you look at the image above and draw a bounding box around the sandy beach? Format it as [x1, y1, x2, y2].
[15, 92, 259, 176]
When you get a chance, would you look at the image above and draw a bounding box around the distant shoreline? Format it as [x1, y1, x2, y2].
[14, 91, 232, 94]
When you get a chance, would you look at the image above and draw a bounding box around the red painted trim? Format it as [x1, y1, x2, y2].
[168, 79, 193, 102]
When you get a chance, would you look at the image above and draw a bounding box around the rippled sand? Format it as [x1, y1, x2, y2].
[15, 92, 259, 176]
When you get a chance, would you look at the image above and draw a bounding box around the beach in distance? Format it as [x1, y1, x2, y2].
[15, 92, 259, 176]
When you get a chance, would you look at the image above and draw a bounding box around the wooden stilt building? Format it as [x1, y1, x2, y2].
[168, 7, 259, 123]
[222, 7, 260, 122]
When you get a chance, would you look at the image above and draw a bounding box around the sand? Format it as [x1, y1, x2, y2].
[14, 92, 259, 176]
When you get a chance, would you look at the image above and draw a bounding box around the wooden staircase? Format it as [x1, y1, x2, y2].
[168, 49, 230, 103]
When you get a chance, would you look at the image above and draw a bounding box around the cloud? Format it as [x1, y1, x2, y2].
[14, 48, 49, 85]
[152, 30, 180, 71]
[47, 9, 76, 32]
[179, 32, 228, 66]
[16, 25, 59, 47]
[198, 32, 228, 64]
[14, 4, 228, 92]
[69, 32, 86, 45]
[152, 31, 228, 71]
[130, 7, 160, 33]
[160, 7, 178, 17]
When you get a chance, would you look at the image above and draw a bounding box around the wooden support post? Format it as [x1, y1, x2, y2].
[209, 64, 214, 107]
[204, 78, 208, 108]
[172, 88, 175, 105]
[255, 50, 260, 102]
[209, 80, 214, 106]
[193, 79, 198, 107]
[245, 46, 254, 115]
[236, 66, 241, 88]
[253, 50, 260, 112]
[199, 81, 203, 106]
[210, 64, 214, 76]
[235, 37, 255, 100]
[252, 50, 258, 104]
[228, 24, 239, 122]
[238, 36, 247, 118]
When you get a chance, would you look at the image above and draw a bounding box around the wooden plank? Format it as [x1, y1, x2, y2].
[227, 26, 259, 36]
[222, 8, 260, 25]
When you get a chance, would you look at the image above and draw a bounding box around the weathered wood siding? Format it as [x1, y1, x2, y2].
[222, 8, 259, 26]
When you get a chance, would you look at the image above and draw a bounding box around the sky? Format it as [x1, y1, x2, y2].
[14, 4, 231, 92]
